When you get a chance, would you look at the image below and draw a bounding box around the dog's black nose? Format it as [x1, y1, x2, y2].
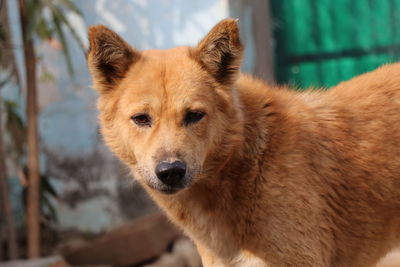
[155, 161, 187, 186]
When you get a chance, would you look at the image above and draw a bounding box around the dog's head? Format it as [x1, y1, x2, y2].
[87, 19, 244, 194]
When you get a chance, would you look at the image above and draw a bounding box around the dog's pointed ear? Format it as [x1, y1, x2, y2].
[193, 19, 243, 85]
[87, 25, 140, 93]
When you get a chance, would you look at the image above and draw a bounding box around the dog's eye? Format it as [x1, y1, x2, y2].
[184, 111, 205, 125]
[131, 113, 151, 127]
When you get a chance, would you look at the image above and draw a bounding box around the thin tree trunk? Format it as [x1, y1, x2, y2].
[0, 100, 19, 260]
[0, 229, 2, 260]
[18, 0, 41, 258]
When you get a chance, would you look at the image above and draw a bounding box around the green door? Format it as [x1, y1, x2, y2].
[271, 0, 400, 89]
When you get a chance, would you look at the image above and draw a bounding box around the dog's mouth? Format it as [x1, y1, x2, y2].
[147, 181, 187, 195]
[156, 186, 181, 195]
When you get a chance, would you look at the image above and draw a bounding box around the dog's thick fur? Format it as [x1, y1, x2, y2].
[87, 19, 400, 266]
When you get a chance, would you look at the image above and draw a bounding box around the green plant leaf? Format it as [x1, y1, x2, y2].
[35, 17, 53, 40]
[56, 10, 85, 50]
[60, 0, 83, 16]
[41, 192, 58, 223]
[0, 75, 11, 88]
[40, 174, 58, 198]
[4, 100, 26, 156]
[50, 5, 74, 76]
[40, 174, 59, 222]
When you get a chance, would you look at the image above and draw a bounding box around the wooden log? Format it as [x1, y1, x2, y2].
[62, 212, 181, 266]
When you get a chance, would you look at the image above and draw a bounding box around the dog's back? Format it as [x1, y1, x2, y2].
[233, 65, 400, 266]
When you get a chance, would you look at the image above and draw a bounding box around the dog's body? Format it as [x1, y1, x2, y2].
[87, 19, 400, 266]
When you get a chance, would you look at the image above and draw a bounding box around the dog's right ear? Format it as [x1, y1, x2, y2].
[87, 25, 140, 93]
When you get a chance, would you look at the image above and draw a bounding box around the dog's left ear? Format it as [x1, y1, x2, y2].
[193, 18, 243, 85]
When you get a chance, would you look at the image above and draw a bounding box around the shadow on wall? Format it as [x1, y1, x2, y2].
[44, 140, 158, 232]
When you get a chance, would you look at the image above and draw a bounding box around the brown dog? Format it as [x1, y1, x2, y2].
[87, 19, 400, 266]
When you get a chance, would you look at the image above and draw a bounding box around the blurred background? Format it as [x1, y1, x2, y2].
[1, 0, 400, 266]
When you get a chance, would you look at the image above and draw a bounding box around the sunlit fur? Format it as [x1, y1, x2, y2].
[88, 19, 400, 266]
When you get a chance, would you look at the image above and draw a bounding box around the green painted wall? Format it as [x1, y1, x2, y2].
[271, 0, 400, 89]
